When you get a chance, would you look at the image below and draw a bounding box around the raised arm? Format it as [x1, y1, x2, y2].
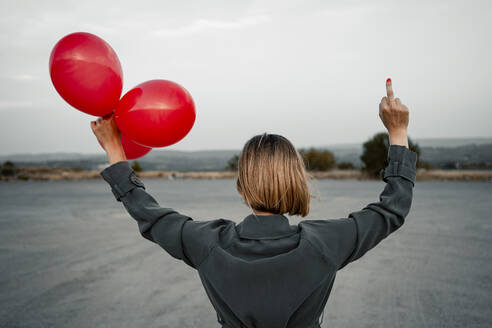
[90, 115, 227, 270]
[90, 116, 194, 262]
[291, 79, 417, 272]
[336, 144, 416, 268]
[337, 78, 416, 268]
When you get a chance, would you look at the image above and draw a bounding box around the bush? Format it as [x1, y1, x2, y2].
[225, 154, 239, 171]
[442, 161, 459, 170]
[419, 161, 433, 170]
[360, 132, 423, 177]
[1, 161, 18, 177]
[298, 148, 336, 171]
[131, 161, 143, 172]
[337, 162, 355, 170]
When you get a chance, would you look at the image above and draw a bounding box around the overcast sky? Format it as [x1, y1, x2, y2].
[0, 0, 490, 154]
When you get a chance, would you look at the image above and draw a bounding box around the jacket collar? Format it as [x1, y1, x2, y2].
[236, 213, 299, 240]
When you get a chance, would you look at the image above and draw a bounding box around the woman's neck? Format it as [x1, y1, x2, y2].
[253, 210, 276, 216]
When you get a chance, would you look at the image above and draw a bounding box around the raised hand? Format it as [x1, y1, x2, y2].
[91, 114, 121, 150]
[379, 79, 409, 148]
[91, 114, 127, 165]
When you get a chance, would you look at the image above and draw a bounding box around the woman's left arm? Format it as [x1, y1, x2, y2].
[99, 160, 195, 263]
[91, 115, 196, 264]
[90, 115, 222, 270]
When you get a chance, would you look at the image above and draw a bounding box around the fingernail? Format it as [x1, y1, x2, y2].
[386, 78, 391, 83]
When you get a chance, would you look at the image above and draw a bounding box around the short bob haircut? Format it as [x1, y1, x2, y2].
[236, 133, 312, 217]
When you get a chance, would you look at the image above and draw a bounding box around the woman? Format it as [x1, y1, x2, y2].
[91, 79, 417, 328]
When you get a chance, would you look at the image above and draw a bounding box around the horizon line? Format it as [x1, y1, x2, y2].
[1, 136, 492, 157]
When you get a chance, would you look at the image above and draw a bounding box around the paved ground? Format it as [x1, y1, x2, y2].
[1, 179, 491, 327]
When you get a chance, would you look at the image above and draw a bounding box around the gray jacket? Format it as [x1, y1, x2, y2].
[100, 145, 417, 328]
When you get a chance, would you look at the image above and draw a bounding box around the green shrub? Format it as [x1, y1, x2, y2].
[225, 154, 239, 171]
[298, 148, 336, 171]
[131, 161, 143, 172]
[360, 132, 422, 177]
[1, 161, 18, 176]
[337, 162, 355, 170]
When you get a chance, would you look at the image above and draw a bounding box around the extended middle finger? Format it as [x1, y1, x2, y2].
[386, 78, 394, 101]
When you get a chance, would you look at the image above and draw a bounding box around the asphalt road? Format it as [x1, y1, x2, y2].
[1, 179, 491, 327]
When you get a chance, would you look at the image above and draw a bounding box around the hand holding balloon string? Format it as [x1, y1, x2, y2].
[91, 114, 127, 165]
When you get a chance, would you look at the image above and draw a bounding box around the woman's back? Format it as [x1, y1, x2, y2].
[198, 214, 333, 327]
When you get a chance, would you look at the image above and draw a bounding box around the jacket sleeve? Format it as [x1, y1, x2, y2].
[100, 161, 218, 269]
[335, 144, 417, 269]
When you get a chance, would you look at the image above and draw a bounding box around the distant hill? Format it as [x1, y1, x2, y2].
[1, 137, 491, 171]
[406, 137, 492, 148]
[416, 143, 492, 169]
[320, 137, 492, 149]
[0, 149, 240, 171]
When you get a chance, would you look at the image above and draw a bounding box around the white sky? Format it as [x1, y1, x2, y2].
[0, 0, 491, 154]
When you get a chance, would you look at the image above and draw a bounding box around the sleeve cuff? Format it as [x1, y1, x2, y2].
[100, 161, 146, 201]
[379, 145, 417, 186]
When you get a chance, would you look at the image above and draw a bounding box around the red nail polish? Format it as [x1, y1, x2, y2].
[386, 78, 391, 83]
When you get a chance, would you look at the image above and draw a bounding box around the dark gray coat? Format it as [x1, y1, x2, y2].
[100, 145, 417, 328]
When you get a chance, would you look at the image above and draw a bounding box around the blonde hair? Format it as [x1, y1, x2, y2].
[236, 133, 313, 217]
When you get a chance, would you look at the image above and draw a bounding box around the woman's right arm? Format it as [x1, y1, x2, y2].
[302, 142, 416, 270]
[338, 143, 417, 269]
[337, 78, 416, 269]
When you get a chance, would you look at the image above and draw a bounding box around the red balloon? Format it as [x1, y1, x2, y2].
[98, 134, 152, 160]
[114, 80, 196, 148]
[49, 32, 123, 117]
